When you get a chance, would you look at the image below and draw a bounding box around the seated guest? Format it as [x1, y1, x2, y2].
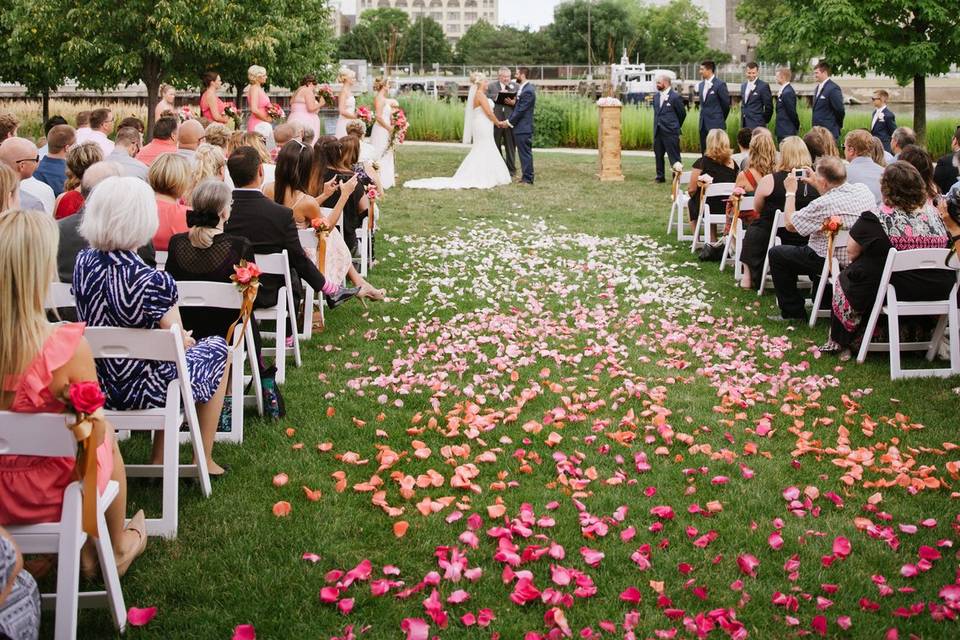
[869, 136, 888, 168]
[107, 126, 149, 181]
[0, 164, 19, 210]
[176, 119, 205, 166]
[741, 137, 820, 288]
[58, 162, 156, 284]
[732, 129, 775, 234]
[898, 144, 940, 203]
[687, 129, 739, 234]
[767, 156, 877, 321]
[0, 113, 18, 140]
[271, 123, 299, 161]
[263, 141, 384, 304]
[844, 129, 884, 203]
[136, 116, 179, 167]
[223, 146, 358, 311]
[933, 127, 960, 194]
[148, 153, 191, 251]
[0, 137, 54, 215]
[316, 137, 374, 257]
[1, 525, 41, 639]
[33, 124, 75, 196]
[187, 144, 228, 204]
[732, 127, 752, 171]
[74, 177, 230, 475]
[118, 116, 144, 135]
[302, 128, 315, 147]
[0, 208, 147, 575]
[344, 123, 384, 192]
[824, 162, 954, 357]
[204, 123, 231, 151]
[236, 131, 275, 187]
[803, 126, 839, 163]
[890, 126, 916, 159]
[37, 115, 68, 159]
[55, 142, 103, 219]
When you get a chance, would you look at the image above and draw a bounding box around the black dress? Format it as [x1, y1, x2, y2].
[688, 156, 739, 221]
[321, 168, 367, 255]
[164, 233, 261, 353]
[740, 171, 821, 284]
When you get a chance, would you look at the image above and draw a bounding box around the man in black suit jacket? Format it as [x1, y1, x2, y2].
[774, 67, 800, 142]
[223, 146, 357, 310]
[696, 60, 730, 152]
[933, 128, 960, 194]
[811, 61, 845, 141]
[486, 67, 517, 177]
[869, 90, 898, 153]
[740, 62, 772, 130]
[652, 73, 686, 182]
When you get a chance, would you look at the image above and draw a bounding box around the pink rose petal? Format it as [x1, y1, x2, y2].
[127, 606, 157, 627]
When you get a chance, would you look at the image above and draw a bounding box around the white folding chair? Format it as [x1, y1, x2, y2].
[808, 230, 850, 327]
[297, 229, 326, 341]
[154, 250, 168, 272]
[856, 247, 960, 379]
[358, 202, 380, 277]
[84, 325, 211, 538]
[691, 182, 735, 252]
[720, 196, 754, 273]
[1, 412, 127, 639]
[254, 251, 301, 384]
[176, 282, 264, 443]
[756, 210, 785, 295]
[45, 282, 76, 309]
[667, 171, 692, 241]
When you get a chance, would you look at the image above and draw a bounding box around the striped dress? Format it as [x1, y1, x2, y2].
[73, 249, 228, 409]
[0, 534, 40, 640]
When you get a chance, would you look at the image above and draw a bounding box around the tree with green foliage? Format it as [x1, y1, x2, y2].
[456, 21, 560, 65]
[546, 0, 637, 65]
[337, 8, 410, 67]
[0, 0, 68, 123]
[736, 0, 815, 72]
[637, 0, 728, 64]
[399, 16, 453, 69]
[743, 0, 960, 141]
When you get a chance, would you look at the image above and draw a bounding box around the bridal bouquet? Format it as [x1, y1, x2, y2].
[179, 105, 195, 122]
[356, 105, 374, 136]
[266, 102, 286, 121]
[387, 108, 409, 151]
[223, 102, 241, 129]
[317, 84, 335, 105]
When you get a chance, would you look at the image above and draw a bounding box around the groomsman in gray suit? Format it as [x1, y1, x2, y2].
[486, 67, 517, 177]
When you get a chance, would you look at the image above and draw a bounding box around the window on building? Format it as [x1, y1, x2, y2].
[429, 0, 442, 6]
[430, 10, 442, 19]
[465, 11, 476, 20]
[449, 23, 459, 32]
[448, 11, 460, 20]
[448, 0, 460, 6]
[464, 0, 477, 7]
[378, 0, 390, 6]
[396, 0, 408, 6]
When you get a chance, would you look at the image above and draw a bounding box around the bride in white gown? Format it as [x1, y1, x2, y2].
[404, 72, 512, 190]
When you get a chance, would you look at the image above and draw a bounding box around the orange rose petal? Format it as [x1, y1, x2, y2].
[393, 520, 409, 538]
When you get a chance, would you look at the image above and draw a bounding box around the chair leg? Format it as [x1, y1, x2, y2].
[230, 346, 244, 443]
[161, 401, 181, 535]
[285, 287, 302, 368]
[950, 302, 960, 375]
[54, 493, 83, 640]
[301, 285, 314, 341]
[691, 214, 703, 252]
[95, 498, 127, 632]
[275, 309, 287, 385]
[667, 202, 675, 234]
[857, 297, 887, 365]
[887, 303, 902, 380]
[246, 322, 264, 417]
[720, 225, 734, 272]
[809, 276, 827, 328]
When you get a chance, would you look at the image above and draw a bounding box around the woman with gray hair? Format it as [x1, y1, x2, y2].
[165, 179, 259, 353]
[73, 176, 231, 476]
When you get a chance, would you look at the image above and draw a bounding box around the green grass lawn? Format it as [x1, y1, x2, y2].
[68, 147, 960, 639]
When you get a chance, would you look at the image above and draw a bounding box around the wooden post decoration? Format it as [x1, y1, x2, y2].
[596, 97, 624, 182]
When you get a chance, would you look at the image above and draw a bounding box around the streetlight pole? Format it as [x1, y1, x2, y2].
[586, 0, 593, 81]
[420, 10, 425, 74]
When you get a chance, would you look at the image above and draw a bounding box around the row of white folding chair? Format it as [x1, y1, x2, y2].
[719, 196, 754, 274]
[253, 251, 301, 385]
[176, 281, 264, 442]
[84, 324, 211, 539]
[298, 229, 326, 341]
[808, 231, 850, 327]
[754, 210, 814, 296]
[155, 250, 168, 272]
[856, 247, 960, 379]
[666, 171, 693, 241]
[691, 182, 736, 252]
[1, 412, 127, 639]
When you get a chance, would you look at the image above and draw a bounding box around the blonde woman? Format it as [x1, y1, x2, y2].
[204, 123, 231, 150]
[334, 67, 358, 138]
[155, 84, 176, 122]
[187, 144, 228, 203]
[0, 208, 147, 577]
[405, 72, 511, 190]
[733, 129, 776, 223]
[687, 128, 739, 231]
[148, 153, 192, 251]
[245, 65, 271, 132]
[236, 131, 275, 187]
[369, 77, 397, 189]
[0, 164, 18, 210]
[740, 136, 821, 287]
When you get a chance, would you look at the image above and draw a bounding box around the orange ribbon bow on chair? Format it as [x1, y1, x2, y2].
[62, 382, 108, 538]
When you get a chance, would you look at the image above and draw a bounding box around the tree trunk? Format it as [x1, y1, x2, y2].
[143, 56, 163, 141]
[913, 74, 926, 145]
[42, 89, 50, 124]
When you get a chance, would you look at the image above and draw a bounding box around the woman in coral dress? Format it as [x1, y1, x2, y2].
[200, 71, 229, 125]
[245, 65, 272, 133]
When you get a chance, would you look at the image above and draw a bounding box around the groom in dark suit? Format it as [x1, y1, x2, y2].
[652, 73, 685, 183]
[740, 61, 772, 130]
[696, 60, 730, 152]
[504, 67, 536, 185]
[486, 67, 518, 177]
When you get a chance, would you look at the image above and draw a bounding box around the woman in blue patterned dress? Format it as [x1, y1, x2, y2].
[73, 177, 230, 476]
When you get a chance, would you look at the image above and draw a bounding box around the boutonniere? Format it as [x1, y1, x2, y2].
[878, 113, 885, 122]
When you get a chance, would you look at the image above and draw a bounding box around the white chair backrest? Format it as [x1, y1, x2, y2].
[253, 250, 289, 276]
[679, 171, 692, 186]
[704, 182, 737, 198]
[155, 250, 168, 271]
[739, 196, 755, 212]
[46, 282, 75, 309]
[889, 247, 957, 273]
[833, 230, 850, 250]
[773, 209, 785, 229]
[0, 412, 76, 458]
[298, 229, 318, 251]
[176, 282, 244, 310]
[84, 325, 183, 363]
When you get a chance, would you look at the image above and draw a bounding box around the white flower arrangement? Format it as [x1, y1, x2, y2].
[596, 97, 623, 107]
[698, 174, 714, 184]
[672, 162, 684, 173]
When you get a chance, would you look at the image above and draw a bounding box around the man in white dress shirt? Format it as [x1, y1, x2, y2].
[86, 108, 115, 156]
[0, 137, 55, 214]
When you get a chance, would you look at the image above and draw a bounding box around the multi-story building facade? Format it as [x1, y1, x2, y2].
[355, 0, 499, 42]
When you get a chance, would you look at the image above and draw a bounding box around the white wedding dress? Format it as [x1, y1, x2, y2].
[404, 95, 511, 190]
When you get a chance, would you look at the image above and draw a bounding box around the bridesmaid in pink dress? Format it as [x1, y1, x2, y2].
[0, 209, 146, 577]
[245, 64, 272, 132]
[200, 71, 229, 125]
[287, 74, 323, 141]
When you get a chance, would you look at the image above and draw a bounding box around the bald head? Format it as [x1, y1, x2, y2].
[0, 137, 40, 179]
[80, 161, 122, 198]
[273, 123, 299, 146]
[178, 119, 205, 151]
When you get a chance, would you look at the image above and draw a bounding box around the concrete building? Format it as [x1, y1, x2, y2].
[355, 0, 499, 42]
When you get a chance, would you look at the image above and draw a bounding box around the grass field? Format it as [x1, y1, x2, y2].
[62, 146, 960, 640]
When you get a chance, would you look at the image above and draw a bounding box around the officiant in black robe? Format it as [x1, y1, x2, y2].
[486, 67, 517, 177]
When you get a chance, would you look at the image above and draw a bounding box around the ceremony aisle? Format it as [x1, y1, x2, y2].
[78, 148, 960, 639]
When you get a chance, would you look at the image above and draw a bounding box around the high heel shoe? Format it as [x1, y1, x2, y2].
[115, 510, 148, 578]
[358, 284, 386, 302]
